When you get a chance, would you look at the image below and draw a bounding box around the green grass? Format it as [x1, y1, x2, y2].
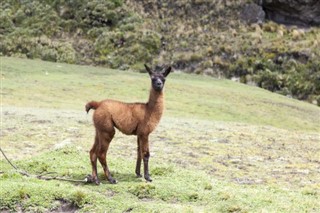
[2, 57, 319, 131]
[1, 147, 319, 212]
[1, 57, 320, 212]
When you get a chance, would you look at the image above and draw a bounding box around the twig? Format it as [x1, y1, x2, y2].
[37, 175, 91, 183]
[0, 147, 18, 170]
[0, 147, 30, 177]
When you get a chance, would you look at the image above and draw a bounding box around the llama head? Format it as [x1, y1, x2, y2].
[144, 64, 172, 92]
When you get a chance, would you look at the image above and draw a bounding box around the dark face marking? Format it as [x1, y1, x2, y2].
[151, 74, 165, 91]
[144, 64, 172, 92]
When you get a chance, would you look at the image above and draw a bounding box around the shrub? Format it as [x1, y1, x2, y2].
[254, 69, 282, 92]
[0, 13, 14, 34]
[41, 47, 58, 62]
[57, 43, 76, 64]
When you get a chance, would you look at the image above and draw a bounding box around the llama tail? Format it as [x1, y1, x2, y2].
[85, 101, 100, 113]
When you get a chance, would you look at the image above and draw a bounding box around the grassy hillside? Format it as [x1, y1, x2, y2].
[2, 57, 319, 131]
[1, 0, 320, 104]
[1, 57, 320, 212]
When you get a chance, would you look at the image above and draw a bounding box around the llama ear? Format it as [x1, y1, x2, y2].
[163, 66, 172, 77]
[144, 64, 153, 76]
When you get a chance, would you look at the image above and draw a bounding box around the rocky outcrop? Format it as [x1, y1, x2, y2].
[240, 3, 265, 24]
[258, 0, 320, 26]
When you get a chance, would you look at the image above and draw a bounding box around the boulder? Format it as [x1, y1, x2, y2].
[258, 0, 320, 26]
[240, 3, 265, 24]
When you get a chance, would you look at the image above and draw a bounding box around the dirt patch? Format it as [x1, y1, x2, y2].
[30, 119, 53, 124]
[50, 200, 78, 213]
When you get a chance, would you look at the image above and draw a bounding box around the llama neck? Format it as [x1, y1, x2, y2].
[147, 88, 164, 116]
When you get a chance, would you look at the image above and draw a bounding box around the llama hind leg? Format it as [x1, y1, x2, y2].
[97, 130, 117, 184]
[89, 133, 100, 185]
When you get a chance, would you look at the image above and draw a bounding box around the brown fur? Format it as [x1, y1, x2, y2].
[88, 89, 163, 135]
[85, 101, 100, 113]
[86, 65, 171, 184]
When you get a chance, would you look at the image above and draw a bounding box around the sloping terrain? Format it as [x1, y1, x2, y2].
[1, 0, 320, 104]
[0, 57, 319, 212]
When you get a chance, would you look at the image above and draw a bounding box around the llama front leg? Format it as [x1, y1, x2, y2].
[140, 135, 152, 182]
[135, 137, 142, 177]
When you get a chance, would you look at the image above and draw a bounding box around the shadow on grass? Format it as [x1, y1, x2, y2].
[111, 172, 144, 183]
[65, 172, 143, 185]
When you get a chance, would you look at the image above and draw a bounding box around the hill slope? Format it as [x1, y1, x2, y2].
[1, 57, 319, 131]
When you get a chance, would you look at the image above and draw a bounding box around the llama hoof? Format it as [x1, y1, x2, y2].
[85, 174, 94, 183]
[94, 179, 100, 185]
[87, 175, 100, 185]
[108, 178, 117, 184]
[136, 173, 142, 178]
[145, 176, 152, 182]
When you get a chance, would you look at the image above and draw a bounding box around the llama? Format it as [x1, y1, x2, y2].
[86, 64, 172, 184]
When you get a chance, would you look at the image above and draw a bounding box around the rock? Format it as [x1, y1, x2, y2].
[258, 0, 320, 26]
[54, 138, 72, 149]
[210, 138, 230, 143]
[203, 68, 214, 76]
[240, 3, 265, 24]
[230, 159, 242, 164]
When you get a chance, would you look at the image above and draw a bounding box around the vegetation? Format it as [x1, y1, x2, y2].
[0, 0, 159, 69]
[1, 0, 320, 104]
[1, 57, 320, 212]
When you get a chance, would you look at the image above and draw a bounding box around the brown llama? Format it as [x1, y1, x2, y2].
[86, 64, 172, 184]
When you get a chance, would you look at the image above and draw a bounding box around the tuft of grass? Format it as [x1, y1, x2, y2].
[129, 183, 156, 199]
[151, 166, 174, 176]
[70, 190, 88, 208]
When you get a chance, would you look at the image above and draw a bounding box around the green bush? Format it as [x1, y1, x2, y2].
[0, 0, 143, 67]
[57, 43, 76, 64]
[254, 69, 282, 92]
[41, 47, 58, 62]
[227, 51, 320, 103]
[0, 13, 14, 34]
